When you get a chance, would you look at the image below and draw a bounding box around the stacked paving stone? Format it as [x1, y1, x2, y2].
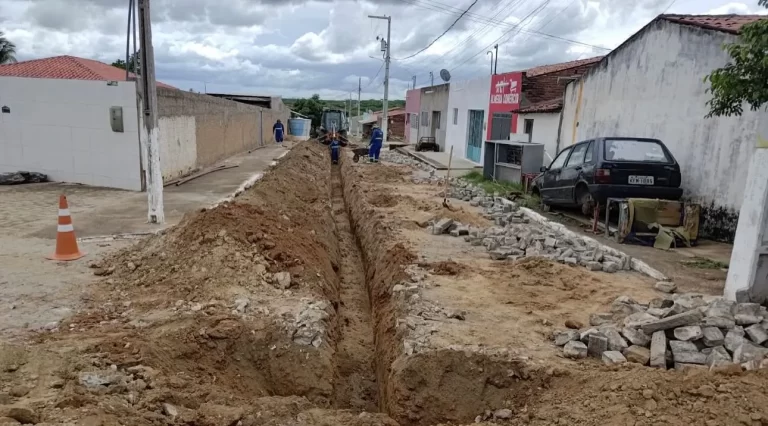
[554, 293, 768, 371]
[427, 197, 629, 272]
[379, 150, 436, 172]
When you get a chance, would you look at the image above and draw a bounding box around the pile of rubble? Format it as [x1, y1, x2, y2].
[379, 150, 435, 173]
[427, 197, 630, 273]
[554, 293, 768, 371]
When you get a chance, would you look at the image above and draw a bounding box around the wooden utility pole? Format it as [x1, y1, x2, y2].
[137, 0, 164, 223]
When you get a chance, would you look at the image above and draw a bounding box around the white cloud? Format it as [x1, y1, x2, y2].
[2, 0, 765, 98]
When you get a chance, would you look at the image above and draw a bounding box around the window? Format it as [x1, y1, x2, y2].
[411, 113, 419, 129]
[421, 111, 429, 127]
[433, 111, 441, 129]
[453, 108, 459, 125]
[566, 143, 589, 167]
[524, 119, 534, 135]
[584, 141, 594, 163]
[604, 139, 671, 163]
[549, 147, 571, 170]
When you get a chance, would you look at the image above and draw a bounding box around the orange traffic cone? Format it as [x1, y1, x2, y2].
[47, 195, 85, 261]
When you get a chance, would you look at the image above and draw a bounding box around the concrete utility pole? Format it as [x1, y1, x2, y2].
[137, 0, 164, 223]
[486, 50, 494, 75]
[430, 71, 434, 87]
[724, 118, 768, 303]
[357, 77, 361, 136]
[412, 75, 416, 89]
[493, 44, 499, 74]
[369, 14, 391, 143]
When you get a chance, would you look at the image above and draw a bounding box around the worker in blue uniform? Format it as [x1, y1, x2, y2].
[368, 124, 384, 163]
[329, 136, 341, 165]
[273, 119, 285, 147]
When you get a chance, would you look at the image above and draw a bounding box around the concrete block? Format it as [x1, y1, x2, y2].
[654, 281, 677, 293]
[554, 330, 580, 346]
[488, 251, 508, 261]
[624, 345, 651, 365]
[745, 324, 768, 345]
[563, 341, 588, 359]
[735, 315, 762, 326]
[736, 303, 762, 317]
[602, 351, 627, 366]
[623, 312, 659, 328]
[701, 327, 725, 347]
[579, 328, 601, 344]
[600, 326, 629, 352]
[544, 237, 557, 248]
[602, 262, 620, 273]
[670, 340, 706, 365]
[621, 326, 651, 347]
[589, 312, 614, 327]
[733, 341, 768, 363]
[588, 334, 608, 358]
[585, 261, 602, 271]
[650, 331, 667, 369]
[705, 299, 736, 319]
[641, 309, 703, 335]
[706, 346, 733, 367]
[702, 316, 736, 329]
[432, 218, 454, 235]
[673, 326, 703, 341]
[675, 363, 708, 371]
[724, 328, 746, 353]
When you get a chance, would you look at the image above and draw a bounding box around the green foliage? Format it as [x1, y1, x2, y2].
[462, 171, 541, 208]
[705, 2, 768, 117]
[0, 31, 17, 64]
[290, 94, 325, 128]
[111, 52, 141, 73]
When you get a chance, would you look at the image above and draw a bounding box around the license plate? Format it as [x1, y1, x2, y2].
[628, 175, 654, 185]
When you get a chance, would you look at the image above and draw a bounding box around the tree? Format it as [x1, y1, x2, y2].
[0, 31, 17, 64]
[292, 94, 325, 128]
[705, 0, 768, 117]
[112, 52, 141, 73]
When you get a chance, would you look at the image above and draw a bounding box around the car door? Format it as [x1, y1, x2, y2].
[539, 146, 572, 204]
[559, 141, 590, 204]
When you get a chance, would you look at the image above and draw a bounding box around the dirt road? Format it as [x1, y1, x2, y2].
[0, 143, 767, 426]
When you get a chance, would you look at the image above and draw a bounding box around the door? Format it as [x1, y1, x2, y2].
[558, 141, 590, 203]
[490, 112, 512, 140]
[430, 111, 440, 138]
[540, 146, 572, 204]
[466, 110, 484, 163]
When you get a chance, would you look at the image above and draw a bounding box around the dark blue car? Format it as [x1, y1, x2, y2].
[531, 137, 683, 215]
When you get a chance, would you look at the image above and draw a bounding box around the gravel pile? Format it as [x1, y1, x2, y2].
[554, 293, 768, 371]
[379, 150, 435, 173]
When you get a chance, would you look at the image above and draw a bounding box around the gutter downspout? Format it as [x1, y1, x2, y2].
[555, 76, 580, 154]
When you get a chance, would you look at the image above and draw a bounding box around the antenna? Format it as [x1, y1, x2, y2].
[439, 69, 451, 82]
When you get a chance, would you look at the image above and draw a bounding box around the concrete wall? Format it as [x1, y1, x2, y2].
[516, 111, 561, 165]
[559, 19, 765, 241]
[405, 89, 421, 143]
[419, 84, 450, 150]
[158, 116, 197, 180]
[0, 77, 141, 190]
[157, 88, 289, 171]
[445, 76, 490, 162]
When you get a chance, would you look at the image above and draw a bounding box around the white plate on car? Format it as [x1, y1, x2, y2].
[628, 175, 654, 185]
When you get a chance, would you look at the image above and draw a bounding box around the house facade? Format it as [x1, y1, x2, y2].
[444, 76, 491, 163]
[559, 14, 766, 241]
[404, 89, 421, 143]
[418, 83, 450, 150]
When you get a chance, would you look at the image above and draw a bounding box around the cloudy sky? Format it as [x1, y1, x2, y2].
[2, 0, 766, 100]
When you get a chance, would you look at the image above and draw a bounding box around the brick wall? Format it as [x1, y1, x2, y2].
[523, 63, 597, 105]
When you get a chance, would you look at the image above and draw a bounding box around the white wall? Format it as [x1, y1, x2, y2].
[445, 76, 490, 163]
[0, 77, 141, 190]
[516, 112, 560, 165]
[158, 116, 197, 181]
[559, 19, 764, 239]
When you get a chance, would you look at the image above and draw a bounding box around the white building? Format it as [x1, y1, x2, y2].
[444, 76, 491, 164]
[559, 14, 766, 241]
[512, 99, 563, 166]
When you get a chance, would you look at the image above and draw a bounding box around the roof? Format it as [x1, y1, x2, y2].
[524, 56, 604, 77]
[659, 14, 765, 34]
[0, 55, 175, 88]
[513, 98, 563, 114]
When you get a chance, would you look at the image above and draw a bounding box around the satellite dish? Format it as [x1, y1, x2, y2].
[440, 69, 451, 82]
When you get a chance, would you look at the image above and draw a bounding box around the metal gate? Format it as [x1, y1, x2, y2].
[466, 110, 484, 163]
[490, 112, 512, 140]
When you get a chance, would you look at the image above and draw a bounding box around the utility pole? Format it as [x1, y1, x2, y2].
[430, 71, 434, 87]
[357, 77, 361, 136]
[137, 0, 164, 223]
[487, 50, 494, 75]
[493, 44, 499, 74]
[412, 75, 416, 89]
[369, 14, 391, 143]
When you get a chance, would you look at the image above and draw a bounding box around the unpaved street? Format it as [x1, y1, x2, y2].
[0, 142, 767, 426]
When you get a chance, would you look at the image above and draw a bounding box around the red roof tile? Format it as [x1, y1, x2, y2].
[513, 98, 563, 114]
[660, 14, 765, 34]
[524, 56, 604, 77]
[0, 55, 175, 88]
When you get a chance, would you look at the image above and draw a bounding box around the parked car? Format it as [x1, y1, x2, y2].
[531, 137, 683, 215]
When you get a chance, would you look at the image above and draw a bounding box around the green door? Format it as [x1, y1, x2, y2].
[466, 110, 484, 163]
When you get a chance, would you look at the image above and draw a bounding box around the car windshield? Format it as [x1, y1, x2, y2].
[604, 139, 671, 163]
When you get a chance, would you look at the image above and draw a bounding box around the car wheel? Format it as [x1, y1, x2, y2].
[577, 186, 595, 216]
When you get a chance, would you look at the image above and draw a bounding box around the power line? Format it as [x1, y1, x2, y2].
[394, 0, 480, 60]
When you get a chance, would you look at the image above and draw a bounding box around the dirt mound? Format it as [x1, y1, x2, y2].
[368, 193, 400, 208]
[418, 261, 463, 276]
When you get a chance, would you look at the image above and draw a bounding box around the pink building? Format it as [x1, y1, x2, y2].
[404, 89, 421, 143]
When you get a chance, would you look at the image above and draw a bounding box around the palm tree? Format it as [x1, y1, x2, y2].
[0, 32, 18, 64]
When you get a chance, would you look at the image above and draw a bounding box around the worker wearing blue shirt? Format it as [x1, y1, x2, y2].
[329, 137, 341, 164]
[368, 124, 384, 163]
[273, 119, 285, 147]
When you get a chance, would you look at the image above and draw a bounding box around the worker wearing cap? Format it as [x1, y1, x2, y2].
[368, 123, 384, 163]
